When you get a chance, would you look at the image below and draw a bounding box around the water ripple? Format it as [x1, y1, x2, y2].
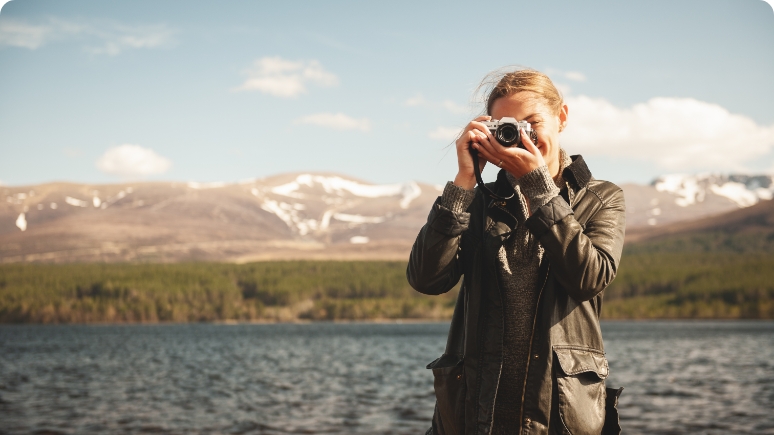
[0, 321, 772, 434]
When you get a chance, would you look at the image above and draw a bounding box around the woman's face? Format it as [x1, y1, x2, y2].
[490, 92, 568, 176]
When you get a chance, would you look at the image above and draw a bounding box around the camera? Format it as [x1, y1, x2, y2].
[482, 117, 537, 148]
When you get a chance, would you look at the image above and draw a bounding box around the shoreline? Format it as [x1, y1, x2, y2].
[1, 318, 773, 326]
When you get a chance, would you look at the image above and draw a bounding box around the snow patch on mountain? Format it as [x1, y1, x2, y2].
[188, 181, 228, 189]
[260, 199, 319, 236]
[65, 196, 89, 207]
[653, 174, 774, 208]
[271, 174, 422, 209]
[244, 174, 429, 236]
[333, 213, 386, 224]
[16, 213, 27, 231]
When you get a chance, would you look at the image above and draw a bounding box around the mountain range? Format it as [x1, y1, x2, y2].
[2, 172, 772, 263]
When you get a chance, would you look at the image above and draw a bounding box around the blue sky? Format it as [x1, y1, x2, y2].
[1, 0, 773, 187]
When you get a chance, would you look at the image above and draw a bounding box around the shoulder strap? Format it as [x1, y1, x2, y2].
[471, 149, 514, 201]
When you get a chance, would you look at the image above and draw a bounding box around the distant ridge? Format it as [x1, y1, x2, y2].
[0, 174, 440, 263]
[628, 195, 774, 240]
[2, 171, 772, 263]
[622, 173, 774, 228]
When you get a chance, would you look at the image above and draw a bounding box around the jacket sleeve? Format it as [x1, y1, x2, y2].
[525, 185, 626, 302]
[406, 198, 471, 295]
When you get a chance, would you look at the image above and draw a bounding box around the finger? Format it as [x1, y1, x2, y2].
[520, 128, 540, 156]
[475, 130, 503, 160]
[471, 140, 498, 165]
[469, 120, 493, 137]
[457, 130, 478, 150]
[464, 117, 491, 133]
[469, 128, 489, 148]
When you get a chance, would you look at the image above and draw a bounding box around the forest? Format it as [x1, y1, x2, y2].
[1, 248, 772, 323]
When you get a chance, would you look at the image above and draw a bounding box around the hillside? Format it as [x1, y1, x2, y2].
[2, 171, 772, 263]
[0, 174, 440, 263]
[2, 194, 773, 322]
[625, 196, 774, 252]
[603, 198, 774, 319]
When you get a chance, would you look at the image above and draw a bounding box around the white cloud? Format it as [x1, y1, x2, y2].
[96, 144, 172, 177]
[0, 17, 176, 55]
[546, 68, 587, 83]
[0, 19, 56, 49]
[553, 82, 573, 96]
[85, 23, 176, 56]
[562, 96, 774, 171]
[405, 95, 427, 107]
[441, 100, 467, 114]
[428, 126, 461, 141]
[295, 112, 370, 131]
[404, 94, 467, 114]
[563, 71, 586, 82]
[234, 57, 338, 97]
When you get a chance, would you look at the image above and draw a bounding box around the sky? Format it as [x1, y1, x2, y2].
[1, 0, 773, 187]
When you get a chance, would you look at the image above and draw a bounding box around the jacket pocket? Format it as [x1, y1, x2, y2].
[427, 354, 466, 435]
[553, 345, 608, 435]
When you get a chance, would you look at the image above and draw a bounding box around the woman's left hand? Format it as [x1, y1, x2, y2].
[472, 128, 545, 178]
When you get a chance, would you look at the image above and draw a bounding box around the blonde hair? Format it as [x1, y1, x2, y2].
[477, 67, 564, 116]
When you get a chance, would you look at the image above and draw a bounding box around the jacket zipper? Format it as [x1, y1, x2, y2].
[487, 260, 506, 435]
[516, 181, 573, 431]
[486, 197, 548, 434]
[487, 200, 524, 435]
[517, 264, 550, 434]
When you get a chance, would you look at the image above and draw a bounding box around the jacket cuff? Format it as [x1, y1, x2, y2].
[439, 181, 475, 214]
[513, 165, 560, 215]
[428, 199, 471, 236]
[525, 195, 574, 238]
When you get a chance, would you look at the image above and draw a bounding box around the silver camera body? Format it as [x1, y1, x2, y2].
[482, 117, 537, 147]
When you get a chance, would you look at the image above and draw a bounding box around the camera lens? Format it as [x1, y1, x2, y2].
[495, 123, 519, 146]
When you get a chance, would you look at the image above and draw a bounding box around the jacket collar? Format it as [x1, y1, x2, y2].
[488, 153, 594, 204]
[483, 171, 522, 241]
[491, 154, 593, 194]
[484, 154, 593, 237]
[564, 154, 593, 190]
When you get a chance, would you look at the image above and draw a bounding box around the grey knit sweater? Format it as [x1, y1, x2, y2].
[439, 150, 572, 434]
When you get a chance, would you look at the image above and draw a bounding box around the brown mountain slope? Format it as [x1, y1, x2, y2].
[2, 173, 772, 262]
[626, 196, 774, 242]
[1, 175, 440, 263]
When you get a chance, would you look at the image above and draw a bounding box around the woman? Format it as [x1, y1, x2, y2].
[408, 69, 625, 435]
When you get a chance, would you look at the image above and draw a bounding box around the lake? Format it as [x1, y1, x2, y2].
[1, 321, 772, 434]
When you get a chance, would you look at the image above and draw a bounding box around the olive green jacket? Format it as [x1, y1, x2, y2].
[407, 156, 626, 435]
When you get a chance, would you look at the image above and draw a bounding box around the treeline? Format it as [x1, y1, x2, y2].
[603, 252, 774, 319]
[600, 228, 774, 319]
[0, 262, 458, 323]
[1, 252, 773, 323]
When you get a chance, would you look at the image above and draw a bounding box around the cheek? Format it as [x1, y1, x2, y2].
[534, 129, 553, 148]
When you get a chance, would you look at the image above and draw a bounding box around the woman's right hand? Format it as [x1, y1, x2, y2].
[453, 115, 492, 190]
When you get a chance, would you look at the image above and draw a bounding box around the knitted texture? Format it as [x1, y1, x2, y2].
[554, 148, 573, 190]
[491, 148, 573, 433]
[506, 148, 573, 215]
[518, 165, 560, 215]
[439, 181, 476, 214]
[491, 185, 544, 434]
